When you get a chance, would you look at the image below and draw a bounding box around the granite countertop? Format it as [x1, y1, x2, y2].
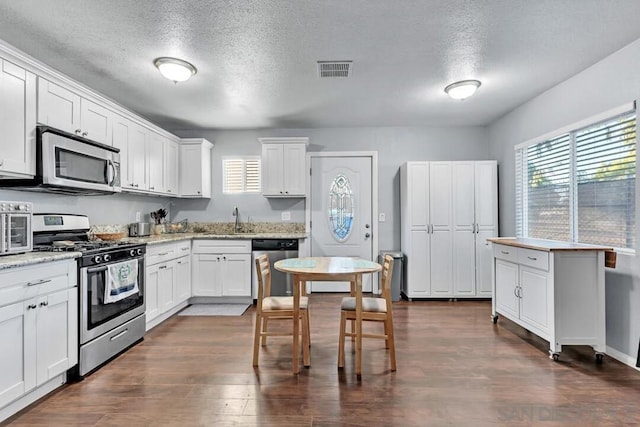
[0, 232, 308, 270]
[488, 237, 614, 252]
[0, 251, 81, 270]
[125, 232, 308, 246]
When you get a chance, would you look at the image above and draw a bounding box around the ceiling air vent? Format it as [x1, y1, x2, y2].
[317, 61, 352, 78]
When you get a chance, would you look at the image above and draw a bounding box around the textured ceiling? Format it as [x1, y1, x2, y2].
[1, 0, 640, 132]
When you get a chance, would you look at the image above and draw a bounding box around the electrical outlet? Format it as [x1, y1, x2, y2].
[135, 212, 141, 221]
[379, 213, 386, 222]
[281, 211, 291, 221]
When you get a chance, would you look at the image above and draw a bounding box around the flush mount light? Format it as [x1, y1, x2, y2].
[154, 57, 197, 83]
[444, 79, 481, 100]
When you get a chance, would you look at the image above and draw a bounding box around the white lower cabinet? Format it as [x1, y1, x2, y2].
[491, 240, 607, 361]
[145, 241, 191, 329]
[0, 259, 77, 420]
[192, 240, 251, 298]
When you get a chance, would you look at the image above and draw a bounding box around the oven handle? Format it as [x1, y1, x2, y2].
[87, 266, 108, 274]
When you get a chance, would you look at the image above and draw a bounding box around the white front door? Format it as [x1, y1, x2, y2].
[310, 156, 373, 292]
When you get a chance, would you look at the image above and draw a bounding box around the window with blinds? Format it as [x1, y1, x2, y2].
[516, 110, 636, 250]
[223, 157, 261, 194]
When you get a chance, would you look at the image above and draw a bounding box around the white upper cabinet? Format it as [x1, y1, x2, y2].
[147, 132, 165, 194]
[164, 139, 179, 196]
[113, 115, 148, 192]
[259, 137, 308, 197]
[37, 78, 114, 145]
[179, 138, 213, 198]
[36, 78, 80, 133]
[79, 98, 113, 145]
[0, 58, 36, 177]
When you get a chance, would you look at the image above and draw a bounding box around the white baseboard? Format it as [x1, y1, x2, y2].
[606, 346, 640, 371]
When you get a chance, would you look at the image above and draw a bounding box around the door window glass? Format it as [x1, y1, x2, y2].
[328, 174, 354, 241]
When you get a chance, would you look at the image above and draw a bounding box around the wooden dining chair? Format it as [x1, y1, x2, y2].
[338, 254, 396, 371]
[253, 254, 310, 367]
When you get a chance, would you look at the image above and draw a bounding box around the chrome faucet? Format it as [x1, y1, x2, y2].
[233, 206, 241, 233]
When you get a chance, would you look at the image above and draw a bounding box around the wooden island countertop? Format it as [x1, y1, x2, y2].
[487, 237, 613, 252]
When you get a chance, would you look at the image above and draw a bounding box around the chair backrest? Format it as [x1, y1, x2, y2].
[380, 255, 395, 309]
[255, 254, 271, 306]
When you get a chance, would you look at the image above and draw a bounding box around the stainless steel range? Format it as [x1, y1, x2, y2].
[33, 213, 146, 377]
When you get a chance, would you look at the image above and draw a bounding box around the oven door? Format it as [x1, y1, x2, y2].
[80, 256, 145, 343]
[40, 129, 121, 193]
[1, 213, 32, 254]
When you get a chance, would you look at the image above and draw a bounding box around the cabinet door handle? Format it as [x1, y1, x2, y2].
[149, 186, 155, 190]
[82, 131, 88, 137]
[181, 247, 189, 251]
[159, 265, 167, 269]
[527, 256, 537, 261]
[27, 279, 52, 286]
[501, 251, 509, 255]
[75, 129, 81, 134]
[158, 252, 169, 256]
[0, 160, 4, 167]
[197, 191, 201, 194]
[27, 304, 37, 310]
[513, 287, 519, 298]
[40, 301, 49, 307]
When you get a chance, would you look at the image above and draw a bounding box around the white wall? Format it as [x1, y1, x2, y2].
[176, 126, 491, 251]
[489, 38, 640, 366]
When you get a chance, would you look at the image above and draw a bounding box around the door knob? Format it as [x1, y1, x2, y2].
[365, 224, 370, 228]
[365, 233, 371, 238]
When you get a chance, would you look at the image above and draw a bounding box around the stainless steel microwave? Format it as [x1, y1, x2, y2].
[0, 126, 121, 195]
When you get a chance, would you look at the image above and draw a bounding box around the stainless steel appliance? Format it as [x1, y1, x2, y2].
[0, 201, 32, 255]
[129, 222, 151, 237]
[33, 214, 145, 377]
[0, 126, 121, 195]
[251, 238, 299, 299]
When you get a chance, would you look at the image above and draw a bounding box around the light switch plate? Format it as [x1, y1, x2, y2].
[135, 212, 141, 221]
[379, 213, 386, 222]
[282, 211, 291, 221]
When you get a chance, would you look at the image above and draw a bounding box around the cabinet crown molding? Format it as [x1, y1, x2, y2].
[180, 138, 214, 148]
[259, 137, 309, 146]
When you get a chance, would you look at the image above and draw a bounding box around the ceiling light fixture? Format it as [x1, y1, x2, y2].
[444, 79, 481, 100]
[154, 57, 197, 83]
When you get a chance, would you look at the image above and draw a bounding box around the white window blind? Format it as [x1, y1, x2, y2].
[515, 110, 636, 250]
[223, 157, 261, 194]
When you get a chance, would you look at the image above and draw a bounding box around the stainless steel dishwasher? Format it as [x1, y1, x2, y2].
[251, 238, 299, 300]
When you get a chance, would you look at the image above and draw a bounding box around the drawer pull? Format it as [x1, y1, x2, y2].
[159, 265, 167, 269]
[110, 329, 128, 341]
[158, 252, 169, 256]
[501, 251, 509, 255]
[27, 279, 52, 286]
[181, 247, 189, 251]
[527, 256, 537, 261]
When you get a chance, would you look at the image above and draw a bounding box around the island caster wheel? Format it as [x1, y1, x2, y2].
[595, 353, 604, 364]
[549, 352, 560, 361]
[491, 314, 498, 324]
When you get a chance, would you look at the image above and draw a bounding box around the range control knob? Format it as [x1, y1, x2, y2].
[129, 249, 136, 256]
[93, 255, 103, 264]
[103, 254, 111, 262]
[136, 248, 143, 256]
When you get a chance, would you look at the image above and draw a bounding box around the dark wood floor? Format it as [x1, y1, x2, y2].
[6, 294, 640, 426]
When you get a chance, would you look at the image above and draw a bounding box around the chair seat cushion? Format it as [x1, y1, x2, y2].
[263, 296, 309, 311]
[341, 297, 387, 313]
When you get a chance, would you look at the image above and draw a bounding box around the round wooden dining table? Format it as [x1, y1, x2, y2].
[274, 256, 382, 376]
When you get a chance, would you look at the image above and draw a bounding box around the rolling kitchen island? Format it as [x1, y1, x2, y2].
[487, 237, 613, 362]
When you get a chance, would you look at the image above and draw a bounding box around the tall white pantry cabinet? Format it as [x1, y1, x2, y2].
[400, 161, 498, 299]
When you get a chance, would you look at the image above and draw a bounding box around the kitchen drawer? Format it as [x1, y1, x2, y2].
[518, 248, 549, 271]
[493, 244, 518, 263]
[0, 260, 75, 307]
[176, 240, 191, 255]
[146, 242, 178, 266]
[192, 239, 251, 254]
